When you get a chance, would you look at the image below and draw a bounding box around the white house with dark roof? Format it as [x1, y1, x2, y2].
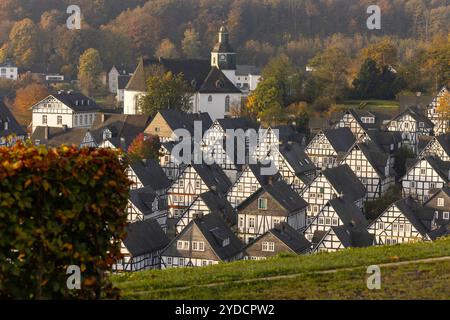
[419, 133, 450, 161]
[30, 91, 99, 133]
[0, 60, 18, 81]
[426, 86, 449, 135]
[313, 224, 374, 253]
[401, 156, 450, 203]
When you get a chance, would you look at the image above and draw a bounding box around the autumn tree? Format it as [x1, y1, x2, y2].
[138, 70, 192, 117]
[78, 48, 103, 96]
[13, 83, 50, 126]
[156, 39, 179, 58]
[359, 38, 398, 68]
[246, 76, 284, 123]
[127, 133, 162, 163]
[181, 28, 201, 58]
[436, 90, 450, 127]
[8, 18, 40, 68]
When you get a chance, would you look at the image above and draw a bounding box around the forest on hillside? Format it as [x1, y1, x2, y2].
[0, 0, 449, 71]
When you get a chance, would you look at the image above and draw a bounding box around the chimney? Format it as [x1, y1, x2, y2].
[4, 121, 8, 131]
[267, 176, 273, 185]
[101, 113, 105, 123]
[44, 126, 49, 140]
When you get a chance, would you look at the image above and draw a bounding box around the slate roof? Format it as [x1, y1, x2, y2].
[426, 156, 450, 182]
[90, 113, 151, 150]
[399, 95, 433, 111]
[46, 92, 99, 112]
[0, 100, 26, 138]
[129, 186, 157, 215]
[268, 222, 311, 254]
[215, 117, 259, 131]
[330, 225, 374, 248]
[235, 65, 261, 76]
[322, 164, 367, 202]
[322, 127, 356, 153]
[238, 179, 308, 214]
[129, 159, 171, 191]
[390, 106, 434, 128]
[270, 125, 305, 144]
[354, 141, 394, 178]
[393, 197, 435, 236]
[198, 67, 241, 94]
[279, 141, 317, 178]
[191, 163, 232, 195]
[126, 57, 212, 92]
[366, 130, 403, 153]
[436, 133, 450, 157]
[157, 109, 212, 136]
[117, 75, 131, 90]
[327, 197, 369, 228]
[123, 219, 170, 256]
[162, 212, 243, 261]
[31, 126, 89, 147]
[195, 191, 236, 226]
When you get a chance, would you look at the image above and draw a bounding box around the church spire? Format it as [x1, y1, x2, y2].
[211, 25, 236, 70]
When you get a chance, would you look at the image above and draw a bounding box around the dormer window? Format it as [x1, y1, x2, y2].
[258, 198, 268, 210]
[208, 95, 213, 102]
[222, 238, 230, 247]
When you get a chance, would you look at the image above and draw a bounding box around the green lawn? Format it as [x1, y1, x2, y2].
[112, 238, 450, 300]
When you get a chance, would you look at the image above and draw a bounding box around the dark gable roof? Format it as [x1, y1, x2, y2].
[436, 133, 450, 157]
[123, 219, 170, 256]
[390, 106, 434, 128]
[117, 75, 131, 90]
[366, 130, 403, 153]
[247, 163, 283, 187]
[31, 126, 89, 147]
[157, 109, 212, 136]
[355, 141, 394, 178]
[279, 142, 317, 177]
[328, 197, 369, 228]
[330, 225, 374, 248]
[0, 100, 26, 138]
[129, 159, 171, 191]
[394, 197, 434, 235]
[399, 94, 433, 111]
[162, 212, 242, 260]
[323, 127, 356, 153]
[199, 67, 241, 94]
[238, 179, 308, 214]
[191, 163, 232, 195]
[269, 222, 311, 254]
[322, 164, 367, 201]
[198, 191, 236, 226]
[128, 186, 157, 215]
[51, 92, 99, 112]
[126, 57, 212, 92]
[90, 113, 151, 149]
[270, 125, 305, 144]
[235, 65, 261, 76]
[424, 156, 450, 182]
[216, 117, 259, 131]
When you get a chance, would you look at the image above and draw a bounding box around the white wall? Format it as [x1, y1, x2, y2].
[0, 67, 18, 80]
[124, 90, 145, 115]
[194, 92, 242, 121]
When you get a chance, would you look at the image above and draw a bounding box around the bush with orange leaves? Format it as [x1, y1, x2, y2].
[0, 142, 132, 299]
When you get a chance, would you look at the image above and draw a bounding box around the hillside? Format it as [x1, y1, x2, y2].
[112, 238, 450, 299]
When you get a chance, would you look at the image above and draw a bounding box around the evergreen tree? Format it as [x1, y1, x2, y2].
[352, 59, 380, 99]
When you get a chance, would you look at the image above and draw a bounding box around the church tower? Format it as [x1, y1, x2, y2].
[211, 26, 236, 84]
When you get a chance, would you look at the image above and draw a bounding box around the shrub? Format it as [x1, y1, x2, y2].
[0, 142, 132, 299]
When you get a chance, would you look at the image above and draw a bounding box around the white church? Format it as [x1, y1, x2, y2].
[123, 26, 261, 120]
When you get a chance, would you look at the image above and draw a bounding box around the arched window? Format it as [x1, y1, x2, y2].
[225, 95, 230, 112]
[208, 95, 213, 103]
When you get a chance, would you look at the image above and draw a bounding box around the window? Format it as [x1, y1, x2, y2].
[405, 225, 410, 232]
[192, 241, 205, 251]
[393, 223, 398, 231]
[399, 224, 404, 232]
[208, 95, 213, 102]
[202, 260, 207, 267]
[273, 218, 280, 226]
[57, 115, 62, 125]
[251, 185, 257, 192]
[84, 114, 88, 124]
[167, 257, 172, 265]
[225, 96, 230, 112]
[239, 217, 244, 227]
[258, 198, 268, 210]
[444, 212, 450, 220]
[74, 115, 78, 126]
[313, 206, 318, 213]
[42, 115, 47, 125]
[262, 241, 275, 252]
[320, 187, 324, 194]
[249, 217, 255, 228]
[89, 114, 93, 124]
[411, 181, 416, 188]
[378, 222, 384, 229]
[177, 240, 189, 250]
[437, 198, 445, 207]
[430, 182, 436, 189]
[195, 180, 201, 189]
[420, 168, 426, 175]
[332, 218, 338, 226]
[325, 218, 331, 225]
[309, 193, 316, 198]
[179, 258, 185, 266]
[179, 181, 184, 188]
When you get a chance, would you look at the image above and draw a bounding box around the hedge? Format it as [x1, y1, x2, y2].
[0, 142, 132, 299]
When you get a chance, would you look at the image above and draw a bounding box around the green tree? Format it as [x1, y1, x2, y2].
[352, 59, 380, 99]
[138, 70, 192, 117]
[8, 18, 40, 68]
[181, 28, 201, 58]
[78, 48, 103, 96]
[246, 76, 284, 122]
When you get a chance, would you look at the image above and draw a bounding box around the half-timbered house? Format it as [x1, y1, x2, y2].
[335, 109, 388, 141]
[175, 191, 235, 235]
[304, 197, 369, 247]
[127, 186, 168, 228]
[367, 197, 436, 245]
[242, 222, 311, 260]
[159, 141, 190, 181]
[0, 100, 26, 146]
[401, 155, 450, 203]
[113, 219, 170, 272]
[419, 133, 450, 161]
[160, 212, 243, 268]
[387, 106, 434, 153]
[426, 86, 449, 135]
[302, 164, 367, 222]
[341, 141, 395, 199]
[313, 224, 374, 252]
[167, 163, 231, 219]
[423, 186, 450, 228]
[236, 179, 308, 244]
[305, 127, 355, 169]
[126, 159, 171, 194]
[31, 126, 95, 148]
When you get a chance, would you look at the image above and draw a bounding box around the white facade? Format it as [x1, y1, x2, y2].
[192, 92, 242, 121]
[124, 90, 145, 115]
[0, 63, 18, 80]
